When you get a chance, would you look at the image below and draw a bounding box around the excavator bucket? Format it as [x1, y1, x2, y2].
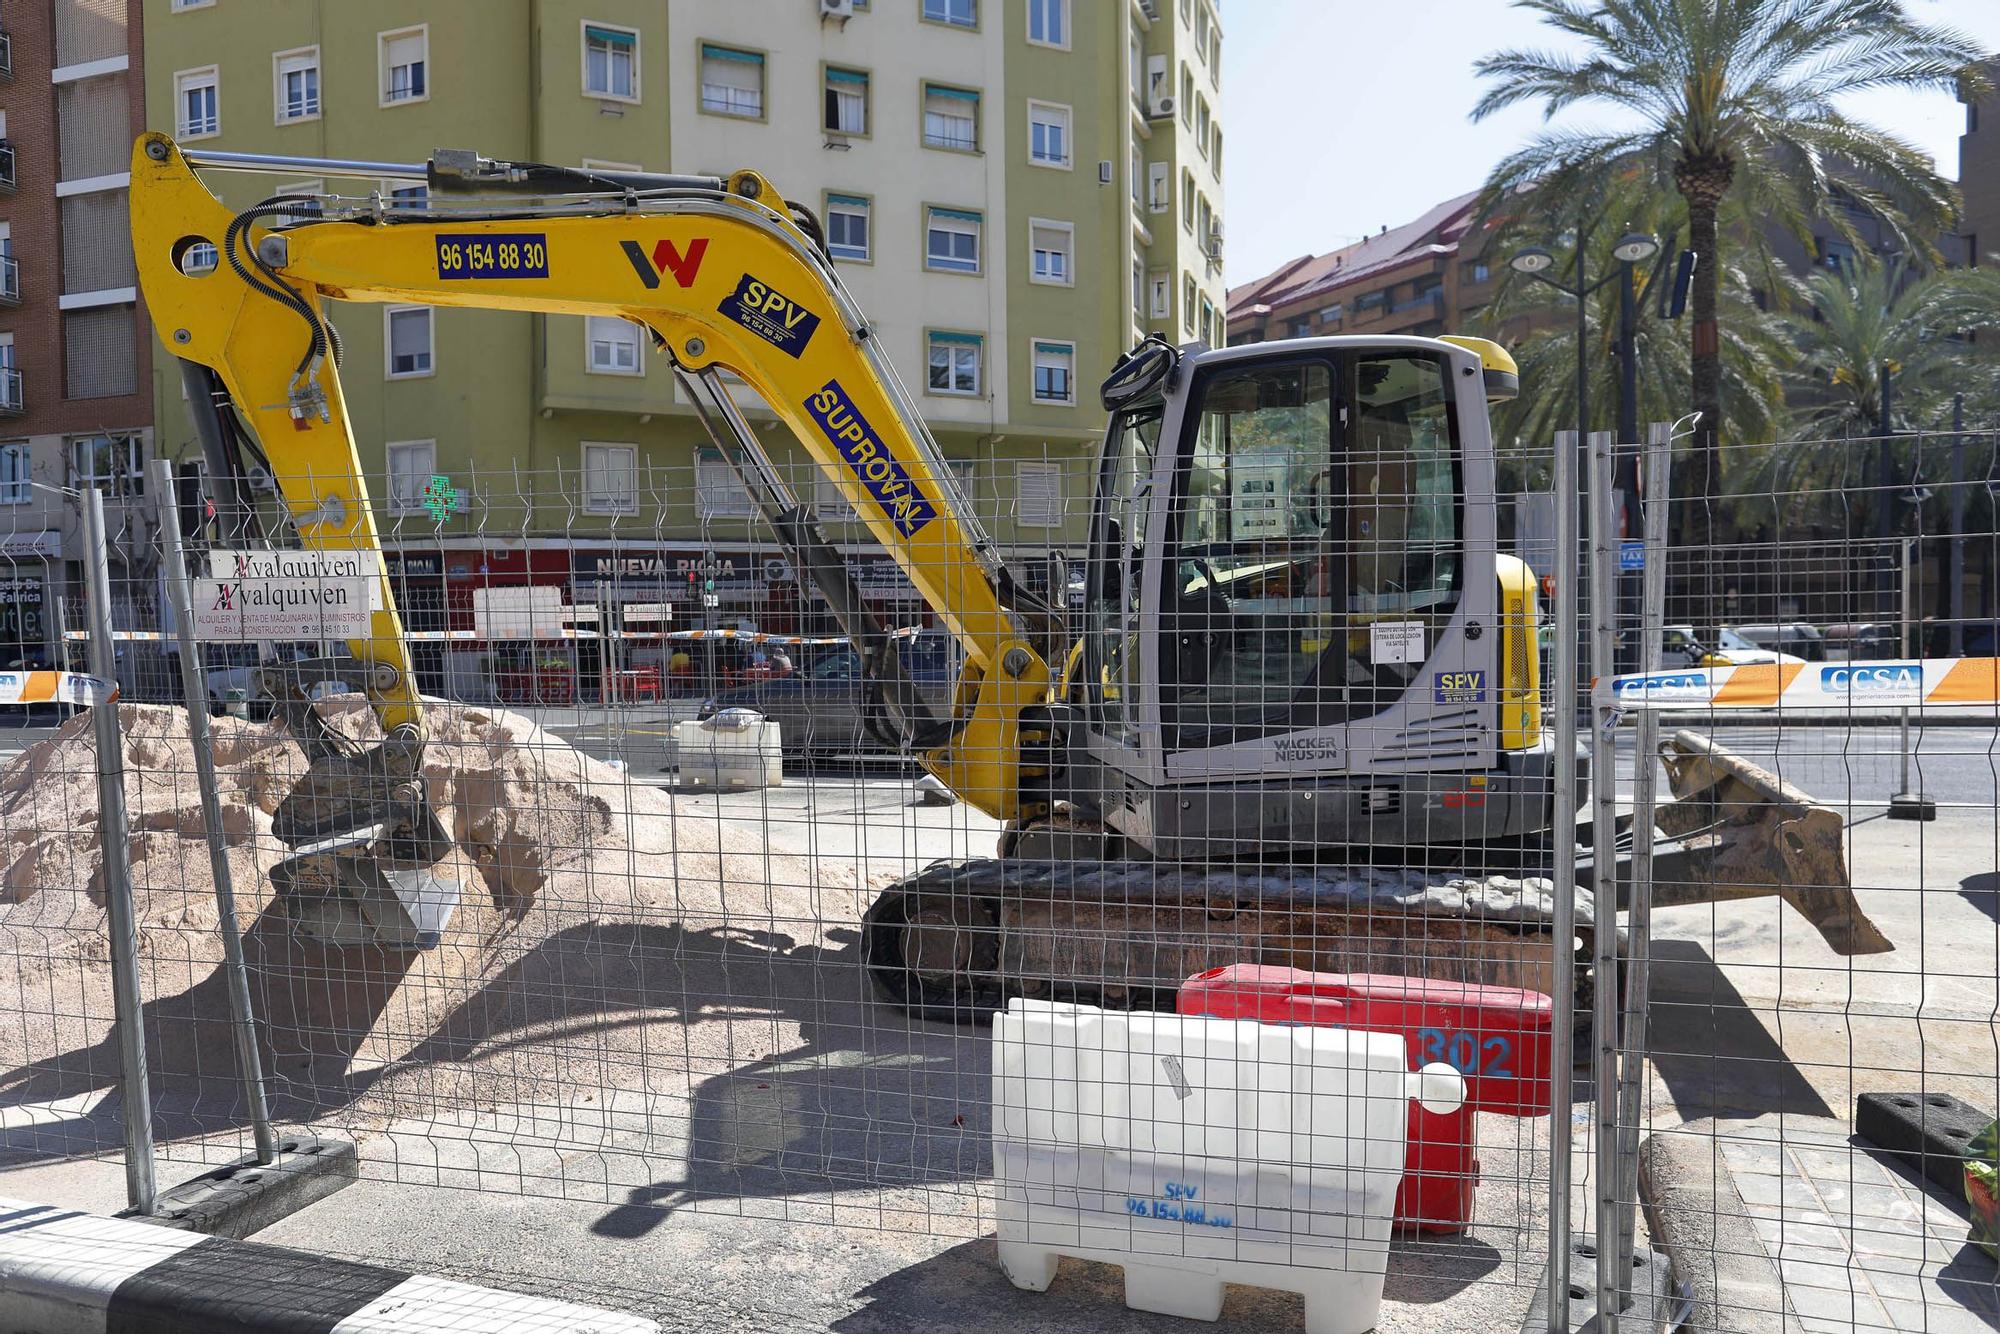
[1650, 729, 1891, 955]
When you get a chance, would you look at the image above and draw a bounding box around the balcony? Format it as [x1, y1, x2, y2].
[0, 31, 13, 80]
[0, 369, 23, 415]
[0, 143, 15, 192]
[0, 255, 17, 305]
[1388, 288, 1445, 316]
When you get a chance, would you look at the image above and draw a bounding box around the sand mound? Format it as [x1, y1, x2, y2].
[0, 699, 866, 1096]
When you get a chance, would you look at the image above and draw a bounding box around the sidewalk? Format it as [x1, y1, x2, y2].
[1657, 1116, 2000, 1333]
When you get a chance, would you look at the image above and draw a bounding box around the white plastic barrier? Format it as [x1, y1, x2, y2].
[992, 998, 1465, 1334]
[674, 709, 783, 791]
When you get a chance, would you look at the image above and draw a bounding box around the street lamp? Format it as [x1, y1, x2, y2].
[1511, 229, 1660, 670]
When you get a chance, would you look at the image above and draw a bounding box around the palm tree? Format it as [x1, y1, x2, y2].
[1473, 0, 1987, 541]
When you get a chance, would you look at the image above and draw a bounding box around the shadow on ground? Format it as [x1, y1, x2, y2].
[1644, 937, 1834, 1121]
[0, 906, 991, 1230]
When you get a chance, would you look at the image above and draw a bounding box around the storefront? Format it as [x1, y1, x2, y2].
[0, 530, 60, 669]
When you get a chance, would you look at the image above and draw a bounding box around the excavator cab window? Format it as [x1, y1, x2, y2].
[1157, 350, 1463, 754]
[1082, 404, 1160, 746]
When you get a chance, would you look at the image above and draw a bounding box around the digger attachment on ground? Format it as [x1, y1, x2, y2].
[1650, 729, 1890, 955]
[259, 656, 459, 950]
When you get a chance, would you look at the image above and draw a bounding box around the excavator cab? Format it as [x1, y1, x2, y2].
[1067, 334, 1555, 864]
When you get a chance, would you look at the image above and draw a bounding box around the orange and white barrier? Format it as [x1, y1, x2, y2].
[0, 670, 117, 707]
[1595, 658, 2000, 711]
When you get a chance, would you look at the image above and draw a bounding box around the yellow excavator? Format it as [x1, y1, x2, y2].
[128, 133, 1881, 1014]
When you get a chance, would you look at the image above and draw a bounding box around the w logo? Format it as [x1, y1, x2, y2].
[620, 238, 709, 289]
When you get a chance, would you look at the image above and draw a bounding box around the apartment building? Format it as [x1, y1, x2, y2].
[1961, 59, 1998, 267]
[1224, 191, 1500, 348]
[0, 0, 153, 669]
[143, 0, 1226, 658]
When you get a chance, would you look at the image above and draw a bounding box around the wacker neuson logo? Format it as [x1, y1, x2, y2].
[802, 379, 936, 537]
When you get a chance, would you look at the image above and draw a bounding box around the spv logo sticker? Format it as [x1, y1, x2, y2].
[619, 237, 709, 289]
[718, 274, 821, 359]
[1433, 669, 1487, 704]
[1820, 663, 1923, 698]
[803, 379, 937, 537]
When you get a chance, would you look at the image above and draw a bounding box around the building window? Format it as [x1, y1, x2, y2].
[1197, 195, 1213, 252]
[385, 306, 434, 378]
[586, 443, 640, 515]
[1195, 3, 1210, 60]
[700, 44, 764, 118]
[1200, 296, 1216, 345]
[1148, 161, 1170, 213]
[274, 48, 320, 123]
[1015, 461, 1062, 527]
[824, 66, 868, 135]
[178, 240, 219, 276]
[390, 184, 428, 211]
[1462, 259, 1491, 284]
[1183, 275, 1197, 332]
[1028, 101, 1071, 168]
[586, 316, 644, 375]
[380, 27, 428, 104]
[170, 0, 214, 9]
[1213, 127, 1223, 177]
[826, 193, 872, 262]
[1028, 219, 1073, 286]
[0, 444, 28, 505]
[70, 434, 144, 495]
[1182, 170, 1196, 229]
[922, 83, 980, 151]
[1196, 97, 1210, 156]
[1028, 0, 1068, 48]
[1129, 29, 1145, 105]
[1181, 65, 1193, 126]
[1319, 303, 1343, 323]
[583, 22, 640, 101]
[925, 206, 982, 274]
[386, 440, 437, 514]
[923, 0, 977, 28]
[694, 446, 754, 518]
[1032, 340, 1075, 405]
[926, 331, 982, 396]
[175, 67, 220, 138]
[1130, 143, 1143, 208]
[1132, 258, 1144, 321]
[1150, 272, 1170, 319]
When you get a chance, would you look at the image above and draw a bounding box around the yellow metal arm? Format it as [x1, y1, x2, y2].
[130, 132, 1050, 818]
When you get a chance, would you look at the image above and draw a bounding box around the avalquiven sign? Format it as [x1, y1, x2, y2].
[192, 575, 373, 640]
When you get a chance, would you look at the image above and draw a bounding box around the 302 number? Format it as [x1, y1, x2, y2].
[1416, 1027, 1514, 1079]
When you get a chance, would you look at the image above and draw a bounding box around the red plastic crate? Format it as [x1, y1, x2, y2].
[1177, 965, 1554, 1234]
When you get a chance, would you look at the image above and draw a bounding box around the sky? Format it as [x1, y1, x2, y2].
[1221, 0, 2000, 286]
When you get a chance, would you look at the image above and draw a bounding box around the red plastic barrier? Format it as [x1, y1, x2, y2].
[1177, 964, 1554, 1234]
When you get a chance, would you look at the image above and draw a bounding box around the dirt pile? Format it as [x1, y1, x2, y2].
[0, 699, 862, 1093]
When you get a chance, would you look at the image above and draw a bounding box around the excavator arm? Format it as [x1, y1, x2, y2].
[130, 133, 1057, 941]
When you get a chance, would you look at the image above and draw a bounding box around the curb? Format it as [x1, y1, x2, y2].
[1637, 1125, 1805, 1334]
[1658, 712, 2000, 729]
[0, 1195, 659, 1333]
[123, 1136, 358, 1239]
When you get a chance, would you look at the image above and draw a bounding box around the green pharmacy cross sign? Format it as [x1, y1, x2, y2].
[421, 474, 461, 522]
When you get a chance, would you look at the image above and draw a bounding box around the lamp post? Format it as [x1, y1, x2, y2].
[1510, 232, 1660, 669]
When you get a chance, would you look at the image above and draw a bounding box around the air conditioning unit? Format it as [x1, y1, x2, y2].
[819, 0, 855, 16]
[246, 465, 276, 494]
[1137, 0, 1161, 17]
[1206, 222, 1224, 260]
[1148, 95, 1175, 121]
[1098, 160, 1114, 185]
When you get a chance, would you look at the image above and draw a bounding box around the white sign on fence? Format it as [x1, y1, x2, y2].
[191, 575, 374, 641]
[208, 548, 384, 610]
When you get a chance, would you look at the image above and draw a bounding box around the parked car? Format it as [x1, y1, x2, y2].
[697, 629, 959, 755]
[1732, 622, 1826, 661]
[1822, 623, 1902, 661]
[1658, 625, 1805, 668]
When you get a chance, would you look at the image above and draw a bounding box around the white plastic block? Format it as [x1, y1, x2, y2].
[674, 716, 783, 790]
[992, 998, 1464, 1334]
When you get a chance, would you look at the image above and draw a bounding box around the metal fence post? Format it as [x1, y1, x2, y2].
[82, 484, 157, 1216]
[151, 458, 278, 1166]
[1547, 429, 1581, 1333]
[1613, 423, 1672, 1284]
[1585, 431, 1622, 1326]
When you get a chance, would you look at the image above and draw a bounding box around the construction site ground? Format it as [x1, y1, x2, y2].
[0, 715, 1995, 1329]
